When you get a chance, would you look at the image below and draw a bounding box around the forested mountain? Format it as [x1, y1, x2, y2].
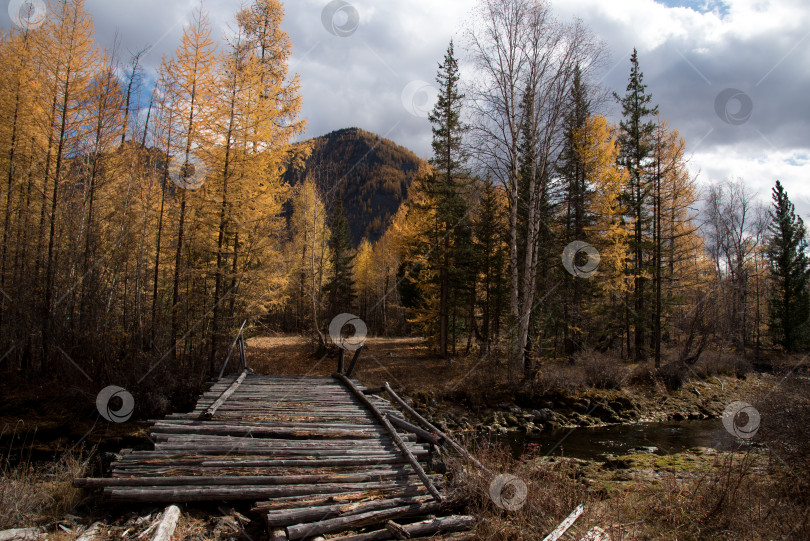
[284, 127, 430, 245]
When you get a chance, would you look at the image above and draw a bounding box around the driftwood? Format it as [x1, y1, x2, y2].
[328, 515, 475, 541]
[336, 374, 441, 501]
[541, 504, 585, 541]
[151, 505, 181, 541]
[204, 370, 248, 418]
[285, 501, 444, 539]
[383, 383, 488, 473]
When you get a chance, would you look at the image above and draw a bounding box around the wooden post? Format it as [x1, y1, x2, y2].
[218, 320, 247, 378]
[337, 349, 345, 374]
[238, 335, 246, 371]
[344, 345, 364, 377]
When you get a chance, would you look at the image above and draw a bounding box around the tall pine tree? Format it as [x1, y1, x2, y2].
[767, 180, 810, 352]
[325, 198, 355, 317]
[424, 39, 469, 357]
[556, 65, 592, 356]
[614, 48, 658, 363]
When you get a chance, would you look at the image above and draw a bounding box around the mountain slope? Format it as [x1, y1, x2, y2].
[284, 127, 430, 245]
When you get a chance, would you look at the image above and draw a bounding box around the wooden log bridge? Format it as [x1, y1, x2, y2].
[75, 348, 476, 540]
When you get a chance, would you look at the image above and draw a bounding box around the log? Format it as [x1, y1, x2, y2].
[328, 515, 475, 541]
[0, 528, 42, 541]
[336, 374, 441, 501]
[78, 469, 418, 488]
[76, 522, 103, 541]
[105, 478, 441, 502]
[151, 505, 180, 541]
[541, 504, 585, 541]
[285, 501, 444, 539]
[204, 369, 248, 418]
[254, 487, 430, 512]
[264, 495, 432, 527]
[386, 413, 439, 445]
[114, 456, 410, 469]
[383, 383, 488, 473]
[384, 520, 410, 539]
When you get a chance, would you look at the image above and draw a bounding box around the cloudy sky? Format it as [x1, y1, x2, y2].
[3, 0, 809, 213]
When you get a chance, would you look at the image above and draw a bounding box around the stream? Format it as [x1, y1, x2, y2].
[501, 419, 743, 460]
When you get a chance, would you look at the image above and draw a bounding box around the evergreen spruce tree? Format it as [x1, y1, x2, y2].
[556, 65, 592, 356]
[424, 39, 469, 357]
[473, 178, 508, 355]
[613, 48, 658, 363]
[325, 198, 355, 317]
[767, 180, 810, 352]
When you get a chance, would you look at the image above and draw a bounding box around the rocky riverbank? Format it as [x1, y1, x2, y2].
[402, 373, 768, 439]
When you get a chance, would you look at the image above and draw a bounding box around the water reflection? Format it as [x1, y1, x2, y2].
[501, 419, 748, 460]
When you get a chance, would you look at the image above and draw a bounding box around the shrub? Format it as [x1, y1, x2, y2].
[576, 349, 630, 389]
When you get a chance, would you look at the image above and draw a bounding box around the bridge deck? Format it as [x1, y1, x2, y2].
[76, 372, 475, 539]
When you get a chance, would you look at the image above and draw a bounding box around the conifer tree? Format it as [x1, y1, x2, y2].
[614, 48, 658, 363]
[325, 198, 355, 317]
[426, 40, 468, 357]
[556, 65, 592, 355]
[165, 4, 217, 362]
[767, 180, 810, 352]
[473, 178, 508, 354]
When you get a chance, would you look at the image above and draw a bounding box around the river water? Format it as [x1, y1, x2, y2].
[501, 419, 745, 460]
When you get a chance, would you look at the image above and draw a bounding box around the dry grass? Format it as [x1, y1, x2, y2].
[0, 445, 89, 529]
[445, 438, 592, 541]
[246, 335, 515, 391]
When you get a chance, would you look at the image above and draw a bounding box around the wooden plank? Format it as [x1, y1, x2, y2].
[205, 370, 248, 418]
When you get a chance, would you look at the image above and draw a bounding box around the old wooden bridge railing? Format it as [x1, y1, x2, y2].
[75, 330, 476, 540]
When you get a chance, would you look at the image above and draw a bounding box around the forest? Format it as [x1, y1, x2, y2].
[1, 0, 809, 539]
[0, 0, 807, 389]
